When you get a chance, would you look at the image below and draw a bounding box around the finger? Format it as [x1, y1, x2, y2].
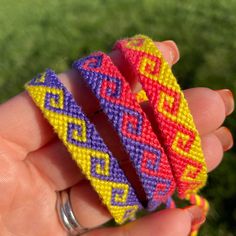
[93, 111, 224, 175]
[214, 126, 234, 152]
[0, 92, 55, 156]
[33, 122, 224, 230]
[201, 126, 234, 172]
[26, 90, 229, 191]
[57, 129, 207, 232]
[0, 42, 177, 155]
[24, 98, 144, 194]
[88, 208, 202, 236]
[26, 138, 84, 191]
[216, 89, 235, 116]
[143, 88, 228, 137]
[110, 40, 180, 92]
[141, 88, 228, 171]
[156, 40, 180, 65]
[201, 132, 224, 172]
[25, 111, 143, 195]
[184, 88, 232, 135]
[70, 180, 112, 228]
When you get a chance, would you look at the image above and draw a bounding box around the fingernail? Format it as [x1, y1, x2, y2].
[215, 127, 234, 151]
[216, 89, 235, 116]
[162, 40, 180, 64]
[184, 206, 206, 227]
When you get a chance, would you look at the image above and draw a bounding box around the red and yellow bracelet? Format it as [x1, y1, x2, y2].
[115, 35, 207, 197]
[114, 35, 209, 235]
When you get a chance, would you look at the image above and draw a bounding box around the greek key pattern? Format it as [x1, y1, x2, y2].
[115, 35, 207, 198]
[73, 52, 175, 209]
[25, 69, 142, 224]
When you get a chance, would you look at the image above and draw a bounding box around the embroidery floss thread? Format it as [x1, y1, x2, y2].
[25, 69, 143, 224]
[73, 52, 175, 210]
[115, 34, 207, 199]
[114, 35, 209, 235]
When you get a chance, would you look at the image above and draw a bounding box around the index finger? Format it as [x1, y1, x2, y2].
[0, 41, 179, 156]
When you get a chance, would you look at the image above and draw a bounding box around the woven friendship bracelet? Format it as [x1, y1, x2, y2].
[25, 69, 143, 224]
[73, 52, 175, 210]
[135, 89, 210, 225]
[114, 35, 208, 199]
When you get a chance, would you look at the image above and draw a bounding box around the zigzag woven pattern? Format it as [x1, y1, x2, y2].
[73, 52, 175, 210]
[115, 35, 207, 198]
[25, 69, 143, 224]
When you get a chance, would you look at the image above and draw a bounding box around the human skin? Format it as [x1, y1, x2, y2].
[0, 40, 234, 236]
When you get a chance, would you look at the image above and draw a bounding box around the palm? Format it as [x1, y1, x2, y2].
[0, 137, 63, 236]
[0, 42, 232, 236]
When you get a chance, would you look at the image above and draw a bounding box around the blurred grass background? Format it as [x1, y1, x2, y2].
[0, 0, 235, 235]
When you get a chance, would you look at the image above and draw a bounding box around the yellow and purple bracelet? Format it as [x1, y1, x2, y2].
[25, 69, 143, 224]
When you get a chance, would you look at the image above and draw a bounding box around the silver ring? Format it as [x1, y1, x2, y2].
[56, 190, 98, 236]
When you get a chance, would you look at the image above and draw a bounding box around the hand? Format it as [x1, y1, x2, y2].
[0, 41, 234, 236]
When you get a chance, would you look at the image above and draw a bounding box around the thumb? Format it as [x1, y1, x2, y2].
[90, 206, 204, 236]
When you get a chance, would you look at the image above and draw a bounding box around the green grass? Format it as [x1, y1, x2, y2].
[0, 0, 236, 235]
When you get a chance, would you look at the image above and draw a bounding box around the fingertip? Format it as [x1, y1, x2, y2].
[184, 206, 206, 227]
[109, 40, 180, 92]
[216, 89, 235, 116]
[214, 126, 234, 152]
[184, 88, 226, 135]
[201, 132, 224, 172]
[155, 40, 180, 66]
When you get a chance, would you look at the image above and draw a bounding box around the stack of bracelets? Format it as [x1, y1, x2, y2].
[25, 35, 209, 236]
